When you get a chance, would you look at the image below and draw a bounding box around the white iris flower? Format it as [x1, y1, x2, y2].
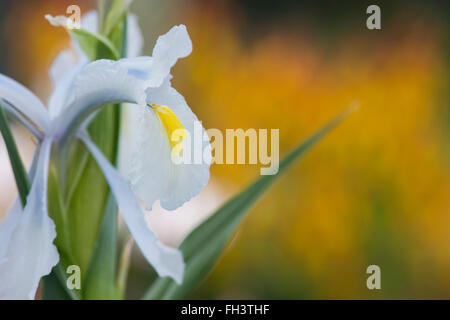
[0, 11, 210, 299]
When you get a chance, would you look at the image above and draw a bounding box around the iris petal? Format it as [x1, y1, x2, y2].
[48, 49, 87, 119]
[0, 74, 49, 132]
[79, 132, 185, 284]
[53, 59, 149, 144]
[126, 77, 211, 211]
[117, 24, 192, 88]
[0, 148, 40, 259]
[0, 138, 59, 299]
[0, 200, 21, 260]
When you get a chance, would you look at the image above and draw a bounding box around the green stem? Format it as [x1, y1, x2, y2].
[97, 0, 106, 34]
[117, 238, 133, 299]
[0, 105, 30, 206]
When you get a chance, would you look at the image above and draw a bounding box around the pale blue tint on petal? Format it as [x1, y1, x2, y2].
[79, 132, 184, 284]
[117, 56, 153, 78]
[0, 138, 59, 299]
[0, 74, 49, 132]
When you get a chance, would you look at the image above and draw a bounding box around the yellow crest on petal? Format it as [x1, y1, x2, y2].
[150, 104, 187, 149]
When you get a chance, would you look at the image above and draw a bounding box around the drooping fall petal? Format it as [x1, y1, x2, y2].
[0, 138, 59, 299]
[79, 132, 184, 284]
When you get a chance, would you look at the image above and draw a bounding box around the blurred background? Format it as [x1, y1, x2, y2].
[0, 0, 449, 299]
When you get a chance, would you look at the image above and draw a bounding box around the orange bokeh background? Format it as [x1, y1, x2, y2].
[0, 0, 448, 298]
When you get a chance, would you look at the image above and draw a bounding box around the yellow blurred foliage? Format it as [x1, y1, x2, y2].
[172, 3, 449, 298]
[2, 0, 448, 298]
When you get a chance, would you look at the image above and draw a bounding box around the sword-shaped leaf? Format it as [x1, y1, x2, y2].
[143, 105, 357, 300]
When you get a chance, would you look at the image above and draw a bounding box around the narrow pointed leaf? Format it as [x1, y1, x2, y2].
[70, 11, 127, 299]
[65, 36, 122, 283]
[42, 264, 79, 300]
[83, 193, 118, 299]
[41, 269, 72, 300]
[143, 106, 357, 300]
[103, 0, 132, 36]
[0, 105, 30, 206]
[70, 28, 119, 61]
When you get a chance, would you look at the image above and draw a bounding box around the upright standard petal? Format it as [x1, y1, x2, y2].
[48, 49, 88, 119]
[151, 25, 192, 85]
[79, 132, 184, 284]
[126, 14, 144, 58]
[79, 10, 98, 33]
[127, 77, 211, 211]
[0, 138, 59, 299]
[117, 24, 192, 88]
[0, 74, 49, 132]
[47, 10, 142, 120]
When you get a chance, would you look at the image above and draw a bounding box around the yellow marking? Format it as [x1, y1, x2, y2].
[150, 104, 187, 149]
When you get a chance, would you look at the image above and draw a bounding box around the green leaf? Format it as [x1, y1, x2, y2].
[103, 0, 132, 36]
[83, 193, 118, 299]
[142, 106, 357, 300]
[108, 11, 128, 57]
[81, 12, 129, 299]
[62, 8, 127, 298]
[47, 167, 74, 266]
[65, 104, 120, 287]
[42, 264, 79, 300]
[97, 0, 107, 34]
[41, 271, 71, 300]
[0, 105, 30, 206]
[70, 28, 119, 61]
